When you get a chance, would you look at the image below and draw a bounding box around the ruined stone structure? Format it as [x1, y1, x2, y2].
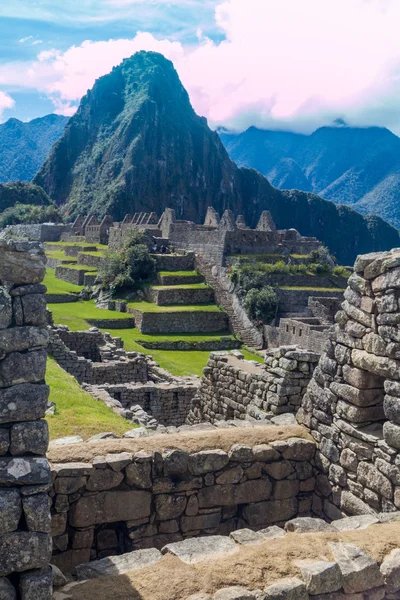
[299, 248, 400, 519]
[0, 222, 71, 242]
[0, 240, 52, 598]
[49, 431, 316, 573]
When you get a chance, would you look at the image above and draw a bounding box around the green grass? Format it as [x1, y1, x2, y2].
[46, 357, 131, 440]
[44, 269, 83, 295]
[57, 264, 98, 272]
[158, 270, 200, 277]
[280, 286, 345, 291]
[45, 249, 78, 261]
[127, 300, 221, 313]
[45, 241, 107, 249]
[79, 250, 106, 257]
[49, 300, 134, 330]
[131, 330, 235, 343]
[151, 283, 209, 290]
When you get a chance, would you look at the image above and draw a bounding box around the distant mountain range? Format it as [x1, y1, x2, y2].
[32, 51, 400, 264]
[220, 125, 400, 228]
[0, 114, 69, 183]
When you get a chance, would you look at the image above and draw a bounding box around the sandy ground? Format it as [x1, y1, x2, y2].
[48, 425, 310, 463]
[59, 522, 400, 600]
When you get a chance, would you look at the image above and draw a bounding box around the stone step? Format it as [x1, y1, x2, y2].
[157, 272, 205, 285]
[148, 286, 214, 306]
[153, 252, 195, 272]
[128, 307, 229, 334]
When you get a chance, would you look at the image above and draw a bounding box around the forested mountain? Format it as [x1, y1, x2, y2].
[34, 51, 400, 264]
[221, 125, 400, 228]
[0, 114, 68, 183]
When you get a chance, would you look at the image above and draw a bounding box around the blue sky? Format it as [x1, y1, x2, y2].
[1, 0, 400, 134]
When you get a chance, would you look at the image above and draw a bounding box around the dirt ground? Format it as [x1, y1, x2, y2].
[48, 424, 311, 463]
[58, 522, 400, 600]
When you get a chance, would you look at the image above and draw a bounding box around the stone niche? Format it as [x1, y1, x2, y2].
[49, 434, 316, 574]
[300, 248, 400, 519]
[0, 240, 52, 599]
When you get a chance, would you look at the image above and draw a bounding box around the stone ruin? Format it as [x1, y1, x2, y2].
[0, 240, 52, 598]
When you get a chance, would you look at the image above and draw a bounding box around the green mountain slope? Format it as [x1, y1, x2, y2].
[34, 51, 400, 264]
[221, 125, 400, 228]
[0, 114, 68, 183]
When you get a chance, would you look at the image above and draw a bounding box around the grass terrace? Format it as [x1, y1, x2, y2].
[46, 357, 130, 440]
[126, 300, 222, 313]
[56, 263, 98, 272]
[45, 249, 78, 262]
[48, 300, 135, 330]
[151, 283, 209, 290]
[44, 269, 83, 295]
[45, 241, 108, 249]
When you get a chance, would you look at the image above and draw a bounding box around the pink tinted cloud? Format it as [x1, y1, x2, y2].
[2, 0, 400, 132]
[0, 91, 15, 121]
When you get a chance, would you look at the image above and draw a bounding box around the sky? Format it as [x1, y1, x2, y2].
[1, 0, 400, 134]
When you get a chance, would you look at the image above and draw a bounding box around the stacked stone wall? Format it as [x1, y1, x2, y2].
[188, 349, 319, 424]
[300, 248, 400, 520]
[277, 288, 344, 314]
[49, 435, 316, 574]
[131, 309, 229, 334]
[148, 286, 215, 306]
[0, 240, 52, 598]
[278, 317, 327, 354]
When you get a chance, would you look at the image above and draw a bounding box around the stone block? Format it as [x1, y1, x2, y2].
[0, 457, 50, 486]
[51, 548, 90, 575]
[181, 511, 221, 532]
[228, 445, 253, 462]
[0, 245, 45, 285]
[242, 498, 297, 527]
[281, 438, 315, 461]
[0, 532, 51, 576]
[72, 529, 94, 549]
[51, 513, 67, 537]
[383, 395, 400, 424]
[155, 494, 187, 520]
[0, 350, 47, 388]
[285, 517, 335, 533]
[0, 289, 12, 330]
[76, 547, 161, 580]
[22, 493, 51, 533]
[54, 476, 87, 495]
[252, 445, 280, 462]
[10, 421, 49, 456]
[161, 535, 238, 564]
[258, 526, 286, 539]
[69, 490, 151, 528]
[329, 542, 383, 593]
[263, 461, 294, 480]
[380, 549, 400, 595]
[229, 528, 265, 546]
[0, 577, 16, 599]
[342, 365, 383, 390]
[340, 491, 375, 516]
[163, 449, 189, 477]
[262, 578, 308, 600]
[0, 327, 48, 355]
[85, 469, 123, 492]
[105, 452, 132, 471]
[384, 422, 400, 450]
[198, 479, 272, 508]
[332, 515, 378, 531]
[216, 466, 243, 485]
[214, 587, 256, 600]
[296, 560, 342, 595]
[19, 567, 52, 600]
[0, 384, 49, 424]
[357, 462, 392, 499]
[20, 294, 47, 326]
[189, 450, 229, 475]
[125, 461, 152, 489]
[0, 489, 21, 534]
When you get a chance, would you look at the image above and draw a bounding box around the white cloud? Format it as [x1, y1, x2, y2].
[4, 0, 400, 133]
[19, 36, 34, 43]
[0, 92, 15, 122]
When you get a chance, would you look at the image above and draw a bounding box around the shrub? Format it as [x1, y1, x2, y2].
[244, 286, 278, 324]
[310, 262, 332, 275]
[310, 245, 335, 265]
[0, 203, 61, 228]
[333, 265, 351, 278]
[123, 244, 156, 281]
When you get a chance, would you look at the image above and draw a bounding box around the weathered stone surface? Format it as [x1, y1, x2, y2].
[20, 294, 47, 326]
[10, 421, 49, 456]
[342, 365, 383, 390]
[19, 567, 52, 600]
[229, 445, 253, 462]
[0, 245, 45, 285]
[252, 445, 280, 462]
[161, 535, 238, 564]
[181, 511, 221, 532]
[163, 449, 189, 477]
[0, 384, 49, 424]
[125, 461, 152, 489]
[384, 422, 400, 450]
[0, 577, 16, 599]
[333, 515, 378, 531]
[72, 529, 94, 550]
[69, 490, 151, 527]
[0, 429, 9, 456]
[281, 438, 315, 461]
[0, 532, 51, 576]
[0, 457, 50, 485]
[0, 350, 46, 388]
[243, 498, 297, 527]
[105, 452, 132, 471]
[51, 564, 68, 588]
[155, 494, 187, 520]
[213, 587, 256, 600]
[383, 395, 400, 424]
[340, 491, 376, 516]
[52, 463, 92, 477]
[216, 466, 243, 485]
[86, 469, 123, 492]
[0, 327, 48, 356]
[358, 462, 393, 499]
[0, 289, 12, 330]
[296, 560, 342, 595]
[351, 349, 399, 378]
[336, 400, 384, 424]
[0, 489, 21, 534]
[51, 513, 67, 537]
[229, 528, 265, 546]
[372, 267, 400, 292]
[76, 548, 162, 580]
[189, 450, 229, 475]
[285, 517, 335, 533]
[54, 476, 87, 495]
[263, 461, 294, 480]
[330, 382, 382, 408]
[259, 526, 286, 539]
[329, 542, 383, 593]
[22, 493, 51, 533]
[198, 479, 272, 508]
[380, 548, 400, 594]
[263, 578, 308, 600]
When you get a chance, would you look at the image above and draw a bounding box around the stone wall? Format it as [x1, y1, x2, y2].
[130, 308, 229, 334]
[278, 317, 327, 354]
[188, 349, 319, 424]
[0, 240, 52, 598]
[77, 252, 105, 268]
[49, 435, 316, 574]
[48, 327, 149, 384]
[2, 223, 71, 242]
[138, 338, 241, 351]
[55, 266, 85, 286]
[148, 286, 215, 306]
[300, 248, 400, 520]
[277, 288, 344, 315]
[154, 253, 195, 271]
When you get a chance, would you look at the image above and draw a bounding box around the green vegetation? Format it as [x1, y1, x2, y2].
[0, 203, 61, 228]
[244, 286, 278, 324]
[46, 357, 130, 440]
[44, 269, 83, 295]
[0, 181, 53, 212]
[131, 331, 235, 343]
[48, 301, 134, 329]
[151, 283, 208, 290]
[45, 250, 77, 262]
[57, 264, 97, 272]
[158, 270, 199, 277]
[127, 300, 221, 313]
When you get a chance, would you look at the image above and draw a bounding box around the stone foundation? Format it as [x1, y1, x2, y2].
[0, 240, 52, 598]
[49, 432, 316, 574]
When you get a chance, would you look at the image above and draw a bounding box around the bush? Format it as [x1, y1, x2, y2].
[310, 262, 332, 275]
[244, 286, 278, 324]
[333, 265, 351, 278]
[0, 203, 61, 228]
[310, 245, 335, 265]
[123, 244, 156, 281]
